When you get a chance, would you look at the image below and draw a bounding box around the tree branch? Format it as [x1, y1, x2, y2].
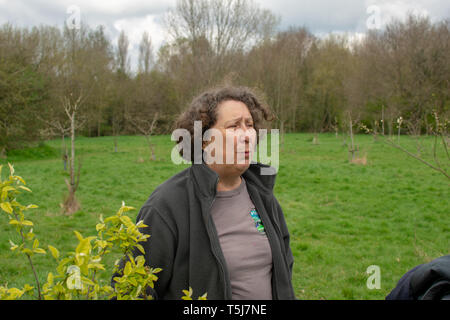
[383, 137, 450, 180]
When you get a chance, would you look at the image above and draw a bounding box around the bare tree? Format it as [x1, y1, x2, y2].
[138, 31, 153, 74]
[366, 111, 450, 180]
[126, 111, 159, 161]
[116, 30, 130, 76]
[37, 114, 71, 170]
[61, 93, 86, 215]
[163, 0, 279, 93]
[242, 27, 313, 141]
[54, 23, 93, 214]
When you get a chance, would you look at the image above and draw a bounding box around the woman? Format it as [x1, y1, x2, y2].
[112, 86, 295, 300]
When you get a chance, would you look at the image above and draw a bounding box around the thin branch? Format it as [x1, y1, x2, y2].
[12, 209, 42, 300]
[149, 112, 159, 134]
[36, 115, 71, 136]
[432, 134, 441, 169]
[441, 134, 450, 161]
[74, 158, 82, 192]
[383, 137, 450, 180]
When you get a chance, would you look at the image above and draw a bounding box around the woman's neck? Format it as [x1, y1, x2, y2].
[217, 175, 242, 192]
[208, 164, 242, 192]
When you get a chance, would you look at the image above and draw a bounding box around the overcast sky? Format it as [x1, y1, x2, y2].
[1, 0, 448, 70]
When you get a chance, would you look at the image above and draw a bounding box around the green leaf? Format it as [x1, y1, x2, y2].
[18, 186, 32, 192]
[74, 230, 84, 241]
[9, 219, 20, 225]
[119, 215, 133, 227]
[7, 288, 24, 299]
[2, 186, 16, 193]
[22, 284, 34, 293]
[1, 202, 13, 214]
[81, 276, 95, 286]
[95, 240, 108, 250]
[152, 268, 162, 274]
[124, 262, 132, 276]
[25, 230, 34, 240]
[75, 237, 95, 255]
[9, 240, 18, 251]
[113, 276, 125, 284]
[120, 201, 135, 212]
[47, 273, 54, 286]
[128, 277, 138, 287]
[181, 287, 193, 300]
[8, 163, 14, 176]
[135, 244, 145, 255]
[104, 216, 119, 224]
[57, 258, 72, 275]
[22, 220, 34, 226]
[33, 248, 46, 254]
[136, 220, 148, 229]
[14, 176, 26, 185]
[198, 292, 208, 300]
[21, 248, 34, 255]
[48, 245, 59, 259]
[88, 263, 105, 271]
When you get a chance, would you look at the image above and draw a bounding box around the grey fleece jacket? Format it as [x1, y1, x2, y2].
[111, 162, 296, 300]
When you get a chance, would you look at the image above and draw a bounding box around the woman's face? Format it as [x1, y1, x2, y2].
[203, 100, 257, 173]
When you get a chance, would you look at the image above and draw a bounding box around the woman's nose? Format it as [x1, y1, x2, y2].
[237, 127, 255, 143]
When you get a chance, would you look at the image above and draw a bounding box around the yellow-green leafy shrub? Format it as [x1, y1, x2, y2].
[0, 163, 205, 300]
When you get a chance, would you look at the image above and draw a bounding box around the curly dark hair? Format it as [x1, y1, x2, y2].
[174, 85, 274, 162]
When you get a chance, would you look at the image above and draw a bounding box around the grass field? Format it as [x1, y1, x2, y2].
[1, 133, 449, 299]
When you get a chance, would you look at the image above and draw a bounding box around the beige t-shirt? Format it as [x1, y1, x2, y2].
[210, 177, 273, 300]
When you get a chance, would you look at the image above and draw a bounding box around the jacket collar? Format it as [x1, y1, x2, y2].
[190, 161, 277, 198]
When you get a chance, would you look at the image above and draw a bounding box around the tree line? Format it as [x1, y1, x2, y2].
[0, 0, 449, 155]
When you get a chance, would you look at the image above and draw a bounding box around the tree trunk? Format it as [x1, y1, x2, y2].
[62, 134, 68, 171]
[114, 135, 118, 153]
[63, 108, 80, 215]
[145, 135, 156, 161]
[70, 112, 75, 189]
[292, 106, 296, 132]
[349, 117, 355, 161]
[312, 132, 319, 145]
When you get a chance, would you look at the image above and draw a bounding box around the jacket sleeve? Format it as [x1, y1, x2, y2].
[273, 196, 294, 277]
[111, 204, 177, 300]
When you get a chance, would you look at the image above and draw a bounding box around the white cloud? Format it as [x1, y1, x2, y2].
[258, 0, 448, 33]
[365, 0, 433, 29]
[259, 0, 367, 32]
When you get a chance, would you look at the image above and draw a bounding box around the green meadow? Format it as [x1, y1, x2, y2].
[0, 133, 448, 299]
